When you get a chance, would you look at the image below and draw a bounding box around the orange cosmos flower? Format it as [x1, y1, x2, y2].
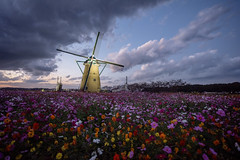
[101, 114, 106, 119]
[72, 139, 77, 145]
[116, 112, 120, 118]
[28, 129, 34, 138]
[197, 149, 202, 154]
[87, 116, 91, 121]
[85, 134, 90, 140]
[50, 115, 55, 120]
[213, 140, 220, 146]
[129, 132, 133, 138]
[191, 136, 196, 142]
[160, 133, 166, 139]
[95, 128, 100, 133]
[95, 133, 98, 138]
[112, 116, 116, 122]
[65, 128, 68, 132]
[4, 118, 11, 124]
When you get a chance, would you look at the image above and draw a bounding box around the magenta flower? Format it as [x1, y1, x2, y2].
[216, 109, 225, 117]
[167, 123, 175, 129]
[209, 148, 217, 155]
[128, 151, 134, 158]
[153, 117, 159, 122]
[196, 114, 205, 122]
[151, 121, 158, 129]
[194, 126, 203, 132]
[163, 146, 172, 154]
[198, 142, 205, 147]
[202, 153, 209, 160]
[156, 154, 166, 159]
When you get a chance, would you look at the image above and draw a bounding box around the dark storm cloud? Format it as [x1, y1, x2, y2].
[0, 0, 169, 76]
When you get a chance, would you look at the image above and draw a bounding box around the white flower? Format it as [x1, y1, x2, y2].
[93, 139, 100, 144]
[235, 142, 240, 151]
[97, 148, 103, 155]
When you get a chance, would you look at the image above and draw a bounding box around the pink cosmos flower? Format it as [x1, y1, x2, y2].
[194, 126, 203, 132]
[128, 151, 134, 158]
[167, 123, 175, 129]
[153, 117, 159, 122]
[216, 109, 225, 117]
[163, 146, 172, 154]
[202, 153, 209, 160]
[196, 114, 205, 122]
[198, 142, 205, 147]
[209, 148, 217, 155]
[151, 121, 158, 129]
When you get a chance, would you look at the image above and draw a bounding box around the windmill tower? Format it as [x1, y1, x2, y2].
[124, 76, 129, 91]
[56, 76, 63, 91]
[57, 32, 124, 92]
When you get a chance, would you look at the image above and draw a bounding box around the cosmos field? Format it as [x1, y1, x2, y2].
[0, 90, 240, 160]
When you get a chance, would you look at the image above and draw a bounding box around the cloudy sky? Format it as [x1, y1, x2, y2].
[0, 0, 239, 89]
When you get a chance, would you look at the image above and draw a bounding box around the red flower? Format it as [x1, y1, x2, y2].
[180, 139, 186, 146]
[33, 122, 39, 130]
[113, 153, 120, 160]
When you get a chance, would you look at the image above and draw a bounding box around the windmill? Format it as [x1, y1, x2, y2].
[57, 32, 124, 92]
[56, 76, 62, 91]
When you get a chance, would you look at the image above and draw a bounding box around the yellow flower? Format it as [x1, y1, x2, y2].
[104, 142, 109, 146]
[126, 138, 130, 142]
[111, 137, 115, 143]
[117, 130, 121, 136]
[112, 144, 116, 148]
[171, 119, 177, 124]
[163, 139, 167, 143]
[30, 147, 36, 152]
[56, 152, 63, 159]
[49, 132, 54, 137]
[199, 122, 204, 127]
[155, 132, 160, 137]
[15, 154, 23, 160]
[73, 136, 76, 140]
[47, 146, 51, 152]
[61, 143, 69, 151]
[54, 140, 58, 145]
[28, 129, 34, 138]
[223, 144, 228, 150]
[11, 140, 15, 145]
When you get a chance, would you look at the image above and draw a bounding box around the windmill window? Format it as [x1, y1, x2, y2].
[93, 79, 96, 81]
